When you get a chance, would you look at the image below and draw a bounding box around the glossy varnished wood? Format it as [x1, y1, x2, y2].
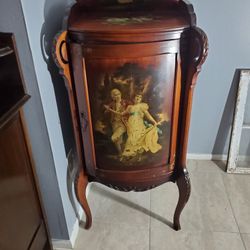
[176, 27, 208, 169]
[53, 31, 92, 228]
[82, 40, 179, 58]
[0, 33, 28, 119]
[0, 113, 50, 249]
[173, 26, 208, 230]
[54, 0, 208, 231]
[0, 32, 51, 249]
[68, 9, 190, 33]
[68, 2, 190, 43]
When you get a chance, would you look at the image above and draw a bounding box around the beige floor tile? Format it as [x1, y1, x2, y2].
[149, 182, 178, 229]
[150, 170, 239, 232]
[88, 183, 150, 227]
[150, 223, 245, 250]
[242, 234, 250, 250]
[73, 160, 249, 249]
[74, 222, 149, 250]
[223, 174, 250, 233]
[187, 160, 226, 173]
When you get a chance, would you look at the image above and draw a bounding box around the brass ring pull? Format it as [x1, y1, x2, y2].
[59, 40, 69, 64]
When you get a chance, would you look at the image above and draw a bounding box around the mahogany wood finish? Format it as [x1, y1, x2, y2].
[0, 33, 51, 249]
[54, 31, 92, 228]
[53, 0, 208, 230]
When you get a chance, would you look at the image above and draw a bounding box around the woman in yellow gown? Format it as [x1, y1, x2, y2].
[105, 94, 162, 157]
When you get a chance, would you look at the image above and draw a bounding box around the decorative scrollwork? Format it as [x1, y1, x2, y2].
[105, 183, 159, 192]
[173, 168, 191, 230]
[183, 168, 191, 200]
[52, 31, 67, 70]
[52, 31, 72, 91]
[191, 27, 209, 72]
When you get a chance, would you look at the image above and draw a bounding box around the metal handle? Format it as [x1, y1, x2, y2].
[59, 40, 69, 64]
[0, 46, 13, 58]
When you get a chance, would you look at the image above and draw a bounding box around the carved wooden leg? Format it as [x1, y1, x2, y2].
[173, 168, 191, 231]
[75, 169, 92, 229]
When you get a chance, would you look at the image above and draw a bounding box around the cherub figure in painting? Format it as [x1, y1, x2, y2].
[106, 93, 162, 158]
[104, 88, 127, 154]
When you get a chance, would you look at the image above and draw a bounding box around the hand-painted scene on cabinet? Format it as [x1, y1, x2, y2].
[86, 54, 175, 170]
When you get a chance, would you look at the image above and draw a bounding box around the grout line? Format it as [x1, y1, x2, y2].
[240, 233, 248, 250]
[150, 221, 241, 234]
[220, 172, 247, 250]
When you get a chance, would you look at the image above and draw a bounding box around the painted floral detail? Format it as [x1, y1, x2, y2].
[105, 17, 153, 25]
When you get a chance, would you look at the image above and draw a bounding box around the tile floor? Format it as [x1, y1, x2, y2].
[73, 160, 250, 250]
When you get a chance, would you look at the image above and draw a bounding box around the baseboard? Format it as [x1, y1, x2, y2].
[69, 208, 84, 247]
[187, 154, 250, 162]
[52, 183, 92, 250]
[238, 156, 250, 161]
[52, 239, 72, 250]
[187, 154, 228, 161]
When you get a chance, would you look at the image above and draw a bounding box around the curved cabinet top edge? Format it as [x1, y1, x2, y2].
[67, 1, 196, 38]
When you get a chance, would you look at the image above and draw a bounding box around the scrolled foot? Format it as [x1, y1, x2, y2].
[173, 168, 191, 231]
[75, 169, 92, 229]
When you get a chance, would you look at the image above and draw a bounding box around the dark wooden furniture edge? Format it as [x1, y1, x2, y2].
[53, 31, 92, 229]
[0, 94, 30, 129]
[173, 26, 208, 230]
[20, 109, 53, 249]
[0, 101, 52, 249]
[176, 26, 208, 170]
[0, 32, 52, 248]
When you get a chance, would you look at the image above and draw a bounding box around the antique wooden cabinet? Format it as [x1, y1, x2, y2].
[54, 0, 208, 230]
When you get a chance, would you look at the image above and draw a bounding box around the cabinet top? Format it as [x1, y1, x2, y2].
[75, 0, 181, 6]
[69, 12, 188, 33]
[67, 1, 195, 37]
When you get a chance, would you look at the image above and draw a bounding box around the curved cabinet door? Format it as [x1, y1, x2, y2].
[70, 40, 181, 176]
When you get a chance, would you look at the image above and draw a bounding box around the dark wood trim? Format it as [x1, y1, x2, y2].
[176, 27, 208, 170]
[20, 109, 52, 249]
[0, 32, 51, 248]
[96, 164, 173, 182]
[173, 167, 190, 230]
[53, 31, 92, 229]
[70, 42, 97, 176]
[82, 40, 179, 58]
[169, 54, 182, 170]
[0, 94, 30, 129]
[69, 29, 187, 44]
[179, 0, 196, 26]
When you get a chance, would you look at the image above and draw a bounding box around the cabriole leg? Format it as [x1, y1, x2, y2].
[173, 168, 191, 231]
[75, 169, 92, 229]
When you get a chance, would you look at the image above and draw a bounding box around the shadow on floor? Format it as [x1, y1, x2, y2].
[90, 184, 174, 229]
[212, 160, 227, 172]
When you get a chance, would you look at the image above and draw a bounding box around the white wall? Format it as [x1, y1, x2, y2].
[189, 0, 250, 156]
[20, 0, 79, 244]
